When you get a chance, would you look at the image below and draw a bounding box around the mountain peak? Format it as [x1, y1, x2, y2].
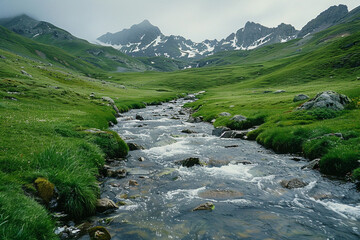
[298, 4, 348, 38]
[138, 19, 152, 26]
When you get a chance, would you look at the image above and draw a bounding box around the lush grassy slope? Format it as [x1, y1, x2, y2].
[0, 47, 181, 239]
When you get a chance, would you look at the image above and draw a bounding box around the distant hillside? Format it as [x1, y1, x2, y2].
[0, 15, 155, 72]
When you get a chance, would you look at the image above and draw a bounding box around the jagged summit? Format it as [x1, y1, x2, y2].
[298, 4, 348, 38]
[97, 19, 299, 60]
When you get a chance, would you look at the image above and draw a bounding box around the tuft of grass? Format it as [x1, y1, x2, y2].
[32, 144, 100, 219]
[0, 174, 57, 240]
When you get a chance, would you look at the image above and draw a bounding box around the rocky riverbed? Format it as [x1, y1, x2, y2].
[80, 97, 360, 240]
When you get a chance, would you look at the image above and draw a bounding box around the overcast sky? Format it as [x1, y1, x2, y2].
[0, 0, 359, 42]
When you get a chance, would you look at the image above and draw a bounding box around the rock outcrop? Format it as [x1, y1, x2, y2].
[175, 157, 202, 167]
[297, 91, 351, 111]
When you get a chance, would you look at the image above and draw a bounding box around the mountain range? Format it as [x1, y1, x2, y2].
[97, 4, 350, 60]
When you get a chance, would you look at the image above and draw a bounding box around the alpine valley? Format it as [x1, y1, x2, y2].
[1, 2, 360, 240]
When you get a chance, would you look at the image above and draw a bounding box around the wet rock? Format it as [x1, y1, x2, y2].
[301, 159, 320, 170]
[231, 115, 247, 123]
[212, 127, 230, 137]
[178, 110, 186, 115]
[181, 129, 197, 134]
[55, 226, 81, 239]
[138, 157, 145, 162]
[175, 157, 202, 168]
[280, 178, 308, 189]
[297, 91, 351, 111]
[129, 180, 139, 186]
[107, 168, 127, 179]
[238, 160, 252, 165]
[187, 116, 203, 123]
[127, 143, 145, 151]
[293, 94, 309, 102]
[34, 177, 54, 204]
[136, 114, 144, 120]
[274, 90, 286, 94]
[21, 70, 32, 78]
[96, 198, 118, 212]
[88, 226, 111, 240]
[220, 130, 247, 139]
[192, 202, 215, 211]
[224, 145, 239, 148]
[219, 112, 231, 117]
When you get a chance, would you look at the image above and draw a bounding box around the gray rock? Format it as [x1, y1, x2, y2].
[96, 198, 118, 212]
[138, 157, 145, 162]
[212, 127, 230, 137]
[21, 70, 32, 78]
[274, 90, 286, 94]
[231, 115, 247, 123]
[187, 116, 202, 123]
[0, 55, 6, 59]
[301, 159, 320, 170]
[101, 96, 115, 105]
[280, 178, 308, 189]
[220, 130, 247, 139]
[107, 168, 127, 178]
[192, 202, 215, 211]
[181, 129, 197, 134]
[263, 90, 272, 93]
[127, 143, 145, 151]
[293, 94, 309, 102]
[175, 157, 202, 167]
[297, 91, 351, 111]
[219, 112, 231, 117]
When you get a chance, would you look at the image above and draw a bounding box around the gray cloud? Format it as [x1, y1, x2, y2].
[0, 0, 359, 42]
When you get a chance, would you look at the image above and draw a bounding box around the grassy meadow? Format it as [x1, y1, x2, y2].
[0, 19, 359, 239]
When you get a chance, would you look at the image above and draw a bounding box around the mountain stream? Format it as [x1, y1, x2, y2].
[80, 97, 360, 240]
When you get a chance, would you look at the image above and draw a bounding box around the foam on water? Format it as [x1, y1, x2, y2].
[314, 200, 360, 220]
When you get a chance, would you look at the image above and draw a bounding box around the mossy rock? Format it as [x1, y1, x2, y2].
[88, 226, 111, 240]
[34, 177, 54, 204]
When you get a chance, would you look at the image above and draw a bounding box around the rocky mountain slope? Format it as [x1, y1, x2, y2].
[97, 20, 298, 60]
[97, 4, 354, 61]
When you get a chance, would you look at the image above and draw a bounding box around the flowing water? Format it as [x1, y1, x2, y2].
[82, 98, 360, 240]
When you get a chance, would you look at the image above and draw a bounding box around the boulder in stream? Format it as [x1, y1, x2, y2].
[175, 157, 202, 167]
[88, 226, 111, 240]
[96, 198, 118, 212]
[212, 127, 230, 137]
[127, 143, 145, 151]
[301, 159, 320, 170]
[192, 202, 215, 211]
[280, 178, 308, 189]
[136, 114, 144, 120]
[181, 129, 197, 134]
